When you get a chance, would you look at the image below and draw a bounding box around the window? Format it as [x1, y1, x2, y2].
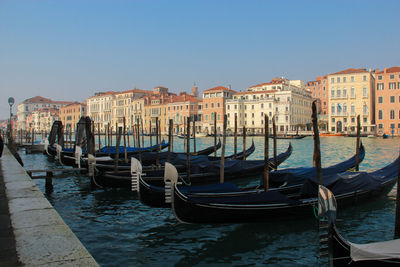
[343, 89, 347, 98]
[337, 77, 340, 83]
[227, 105, 230, 110]
[377, 83, 384, 90]
[362, 87, 368, 97]
[391, 124, 395, 129]
[389, 82, 396, 89]
[390, 110, 395, 120]
[378, 124, 383, 129]
[211, 103, 214, 108]
[332, 118, 335, 123]
[205, 114, 208, 121]
[351, 117, 355, 123]
[331, 89, 335, 98]
[331, 104, 335, 114]
[343, 103, 347, 113]
[363, 105, 368, 115]
[217, 114, 221, 121]
[261, 103, 264, 108]
[378, 75, 382, 80]
[391, 96, 395, 103]
[351, 76, 354, 82]
[363, 118, 367, 123]
[390, 74, 395, 79]
[344, 117, 347, 123]
[252, 105, 254, 110]
[351, 104, 355, 115]
[351, 87, 355, 97]
[331, 78, 334, 84]
[343, 77, 347, 83]
[378, 96, 383, 103]
[252, 113, 254, 118]
[337, 90, 341, 98]
[363, 75, 367, 81]
[205, 103, 208, 108]
[378, 110, 383, 120]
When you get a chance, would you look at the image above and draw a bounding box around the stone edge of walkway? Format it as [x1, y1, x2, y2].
[1, 147, 99, 266]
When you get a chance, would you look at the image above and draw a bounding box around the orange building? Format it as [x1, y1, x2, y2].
[59, 102, 87, 132]
[305, 75, 329, 115]
[166, 92, 202, 134]
[202, 86, 236, 135]
[375, 67, 400, 136]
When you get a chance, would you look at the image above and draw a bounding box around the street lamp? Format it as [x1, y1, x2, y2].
[8, 97, 15, 139]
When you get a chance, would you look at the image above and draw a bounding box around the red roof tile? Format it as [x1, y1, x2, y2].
[376, 67, 400, 74]
[329, 68, 369, 75]
[203, 86, 237, 93]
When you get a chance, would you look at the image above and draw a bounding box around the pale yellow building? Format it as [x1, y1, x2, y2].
[86, 91, 116, 132]
[112, 89, 152, 129]
[327, 68, 375, 134]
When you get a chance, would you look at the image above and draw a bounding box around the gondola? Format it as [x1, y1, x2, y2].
[267, 142, 365, 193]
[140, 143, 364, 208]
[92, 142, 291, 190]
[170, 155, 399, 223]
[318, 186, 400, 266]
[80, 139, 224, 171]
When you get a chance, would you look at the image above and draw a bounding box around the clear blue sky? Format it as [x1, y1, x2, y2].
[1, 0, 399, 120]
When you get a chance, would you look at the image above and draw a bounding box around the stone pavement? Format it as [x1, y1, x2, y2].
[0, 155, 20, 266]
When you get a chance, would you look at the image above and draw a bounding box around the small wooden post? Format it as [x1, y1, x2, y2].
[110, 125, 113, 147]
[394, 148, 400, 238]
[312, 101, 322, 185]
[31, 128, 34, 147]
[98, 123, 101, 151]
[220, 115, 227, 183]
[264, 114, 269, 192]
[234, 113, 237, 159]
[141, 117, 144, 148]
[156, 117, 159, 166]
[127, 120, 130, 147]
[193, 119, 196, 153]
[183, 117, 186, 153]
[243, 126, 246, 160]
[158, 119, 162, 152]
[107, 124, 111, 155]
[273, 115, 277, 170]
[355, 115, 361, 171]
[214, 112, 217, 157]
[114, 127, 122, 173]
[171, 120, 174, 152]
[167, 119, 172, 162]
[149, 120, 152, 147]
[186, 117, 191, 182]
[45, 171, 53, 194]
[136, 119, 142, 163]
[123, 117, 128, 163]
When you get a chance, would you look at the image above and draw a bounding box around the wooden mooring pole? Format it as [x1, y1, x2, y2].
[355, 115, 361, 171]
[264, 114, 269, 192]
[273, 116, 277, 170]
[220, 115, 227, 183]
[234, 113, 237, 159]
[243, 126, 246, 160]
[186, 117, 191, 183]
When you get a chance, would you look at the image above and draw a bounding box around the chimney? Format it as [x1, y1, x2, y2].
[228, 84, 231, 90]
[384, 67, 387, 74]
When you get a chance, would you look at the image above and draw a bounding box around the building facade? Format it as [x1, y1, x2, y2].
[17, 96, 72, 131]
[59, 102, 87, 132]
[375, 67, 400, 136]
[202, 86, 236, 135]
[305, 75, 329, 115]
[86, 91, 115, 132]
[327, 68, 375, 134]
[225, 78, 312, 134]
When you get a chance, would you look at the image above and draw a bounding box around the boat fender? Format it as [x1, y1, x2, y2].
[44, 139, 49, 155]
[131, 157, 142, 192]
[88, 154, 96, 178]
[75, 146, 82, 168]
[164, 162, 178, 204]
[55, 144, 63, 165]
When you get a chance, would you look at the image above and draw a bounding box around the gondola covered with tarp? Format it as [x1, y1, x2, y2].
[318, 185, 400, 266]
[170, 155, 399, 223]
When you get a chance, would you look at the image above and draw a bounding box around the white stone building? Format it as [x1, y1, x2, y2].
[225, 78, 312, 134]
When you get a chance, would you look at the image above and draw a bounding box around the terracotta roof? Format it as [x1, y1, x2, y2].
[203, 86, 237, 93]
[329, 68, 369, 75]
[169, 94, 201, 103]
[117, 88, 152, 95]
[248, 79, 284, 89]
[376, 67, 400, 74]
[233, 90, 277, 96]
[23, 96, 53, 103]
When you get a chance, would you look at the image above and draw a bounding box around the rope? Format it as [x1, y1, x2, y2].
[178, 175, 191, 186]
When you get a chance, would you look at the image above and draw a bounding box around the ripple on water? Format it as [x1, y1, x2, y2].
[19, 137, 400, 266]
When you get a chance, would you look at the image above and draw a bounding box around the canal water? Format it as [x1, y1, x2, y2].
[20, 136, 399, 266]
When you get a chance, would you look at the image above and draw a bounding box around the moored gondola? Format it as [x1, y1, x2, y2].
[318, 186, 400, 266]
[170, 155, 399, 223]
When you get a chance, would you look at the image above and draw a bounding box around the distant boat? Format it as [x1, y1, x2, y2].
[382, 133, 389, 139]
[320, 133, 346, 137]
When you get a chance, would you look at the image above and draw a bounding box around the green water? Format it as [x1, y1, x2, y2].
[20, 136, 400, 266]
